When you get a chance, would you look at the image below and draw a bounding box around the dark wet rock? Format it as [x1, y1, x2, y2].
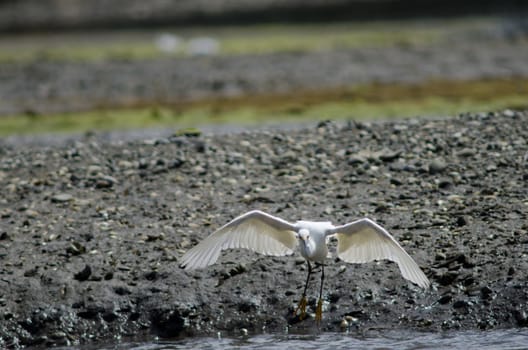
[390, 177, 403, 186]
[438, 294, 452, 305]
[437, 178, 453, 190]
[150, 309, 186, 338]
[433, 270, 459, 286]
[480, 286, 494, 299]
[114, 286, 131, 295]
[455, 215, 469, 227]
[513, 309, 528, 327]
[73, 265, 92, 281]
[453, 300, 469, 309]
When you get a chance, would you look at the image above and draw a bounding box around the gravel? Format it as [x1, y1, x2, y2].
[1, 110, 527, 348]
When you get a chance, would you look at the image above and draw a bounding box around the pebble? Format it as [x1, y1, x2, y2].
[453, 300, 469, 309]
[340, 318, 349, 329]
[480, 286, 494, 299]
[428, 158, 447, 174]
[95, 175, 118, 188]
[87, 165, 103, 175]
[345, 315, 358, 323]
[456, 148, 476, 157]
[118, 160, 134, 169]
[51, 193, 74, 203]
[378, 150, 401, 162]
[74, 265, 92, 281]
[514, 309, 528, 326]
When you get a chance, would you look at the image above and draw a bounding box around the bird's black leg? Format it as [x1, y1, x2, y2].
[294, 260, 312, 319]
[316, 263, 324, 323]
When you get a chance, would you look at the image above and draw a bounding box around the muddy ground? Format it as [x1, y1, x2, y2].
[0, 110, 527, 348]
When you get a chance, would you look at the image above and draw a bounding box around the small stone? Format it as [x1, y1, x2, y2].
[480, 286, 494, 299]
[51, 193, 74, 203]
[24, 267, 38, 277]
[434, 270, 459, 286]
[437, 178, 452, 189]
[429, 158, 447, 174]
[438, 294, 452, 305]
[50, 331, 67, 340]
[457, 148, 476, 157]
[102, 311, 119, 322]
[1, 208, 12, 218]
[348, 156, 365, 165]
[95, 175, 117, 189]
[74, 265, 92, 281]
[453, 300, 469, 309]
[67, 242, 86, 255]
[118, 160, 134, 169]
[87, 165, 102, 175]
[435, 252, 447, 260]
[455, 216, 469, 227]
[25, 209, 39, 218]
[514, 309, 528, 326]
[340, 318, 349, 329]
[390, 177, 403, 186]
[345, 315, 358, 323]
[378, 150, 401, 162]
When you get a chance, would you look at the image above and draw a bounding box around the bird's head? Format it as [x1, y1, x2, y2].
[298, 229, 310, 242]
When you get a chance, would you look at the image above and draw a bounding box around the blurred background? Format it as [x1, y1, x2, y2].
[1, 0, 528, 139]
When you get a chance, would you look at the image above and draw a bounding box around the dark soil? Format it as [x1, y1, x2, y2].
[1, 110, 528, 348]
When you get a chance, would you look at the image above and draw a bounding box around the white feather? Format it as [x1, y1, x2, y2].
[180, 210, 298, 270]
[328, 218, 430, 288]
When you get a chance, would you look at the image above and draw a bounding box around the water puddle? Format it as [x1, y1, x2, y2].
[59, 329, 528, 350]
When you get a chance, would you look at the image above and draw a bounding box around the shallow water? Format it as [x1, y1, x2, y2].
[64, 329, 528, 350]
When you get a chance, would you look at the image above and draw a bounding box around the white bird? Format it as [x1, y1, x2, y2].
[180, 210, 430, 322]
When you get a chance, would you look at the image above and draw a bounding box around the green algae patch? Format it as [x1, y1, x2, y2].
[1, 77, 527, 137]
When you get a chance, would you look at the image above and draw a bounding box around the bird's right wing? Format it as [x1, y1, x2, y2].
[180, 210, 299, 270]
[328, 218, 430, 288]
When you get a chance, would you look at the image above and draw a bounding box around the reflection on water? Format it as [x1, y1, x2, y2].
[65, 329, 528, 350]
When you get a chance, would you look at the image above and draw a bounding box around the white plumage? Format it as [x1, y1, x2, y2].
[180, 210, 430, 289]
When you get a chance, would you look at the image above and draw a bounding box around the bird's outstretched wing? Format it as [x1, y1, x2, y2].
[328, 218, 430, 288]
[180, 210, 299, 270]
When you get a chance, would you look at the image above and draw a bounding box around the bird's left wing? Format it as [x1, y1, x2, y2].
[328, 218, 430, 288]
[180, 210, 299, 270]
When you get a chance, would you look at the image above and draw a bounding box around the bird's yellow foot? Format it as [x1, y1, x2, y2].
[294, 296, 308, 320]
[315, 298, 323, 323]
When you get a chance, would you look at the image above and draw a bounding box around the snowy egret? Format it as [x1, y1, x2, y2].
[180, 210, 430, 322]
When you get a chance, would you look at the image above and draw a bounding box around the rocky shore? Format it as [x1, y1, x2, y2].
[0, 110, 527, 348]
